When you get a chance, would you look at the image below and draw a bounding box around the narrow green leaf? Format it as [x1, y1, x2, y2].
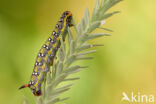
[64, 66, 87, 74]
[47, 72, 52, 84]
[56, 84, 73, 90]
[98, 27, 113, 32]
[60, 37, 66, 57]
[51, 87, 70, 97]
[77, 20, 84, 37]
[60, 97, 70, 101]
[56, 62, 63, 76]
[58, 49, 64, 61]
[92, 44, 104, 47]
[82, 18, 86, 30]
[52, 73, 67, 87]
[72, 17, 78, 37]
[46, 98, 59, 104]
[77, 50, 96, 56]
[67, 68, 81, 74]
[77, 18, 85, 34]
[77, 33, 88, 46]
[76, 44, 93, 52]
[108, 0, 122, 10]
[87, 21, 101, 33]
[69, 40, 75, 55]
[64, 55, 76, 67]
[84, 7, 90, 28]
[92, 0, 100, 21]
[100, 11, 120, 20]
[101, 0, 122, 13]
[52, 61, 58, 80]
[76, 56, 94, 60]
[86, 33, 111, 40]
[46, 98, 58, 104]
[68, 27, 73, 45]
[48, 84, 73, 97]
[63, 77, 80, 81]
[64, 65, 81, 73]
[79, 33, 109, 44]
[101, 0, 107, 8]
[46, 97, 69, 104]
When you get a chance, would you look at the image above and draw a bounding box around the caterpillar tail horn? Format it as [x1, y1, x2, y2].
[19, 84, 29, 90]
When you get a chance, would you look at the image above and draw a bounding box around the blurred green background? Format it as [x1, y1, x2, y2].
[0, 0, 156, 104]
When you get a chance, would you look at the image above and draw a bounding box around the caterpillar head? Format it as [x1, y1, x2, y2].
[62, 11, 72, 17]
[63, 11, 73, 27]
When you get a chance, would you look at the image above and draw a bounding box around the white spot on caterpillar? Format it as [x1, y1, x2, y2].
[52, 31, 56, 35]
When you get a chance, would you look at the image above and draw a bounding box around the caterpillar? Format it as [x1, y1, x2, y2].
[19, 11, 73, 96]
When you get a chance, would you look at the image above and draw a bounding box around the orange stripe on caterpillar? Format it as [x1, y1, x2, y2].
[19, 84, 29, 89]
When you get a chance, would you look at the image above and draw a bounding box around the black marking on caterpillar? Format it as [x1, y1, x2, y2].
[19, 11, 73, 96]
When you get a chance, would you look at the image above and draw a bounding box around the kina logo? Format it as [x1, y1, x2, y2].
[121, 92, 154, 103]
